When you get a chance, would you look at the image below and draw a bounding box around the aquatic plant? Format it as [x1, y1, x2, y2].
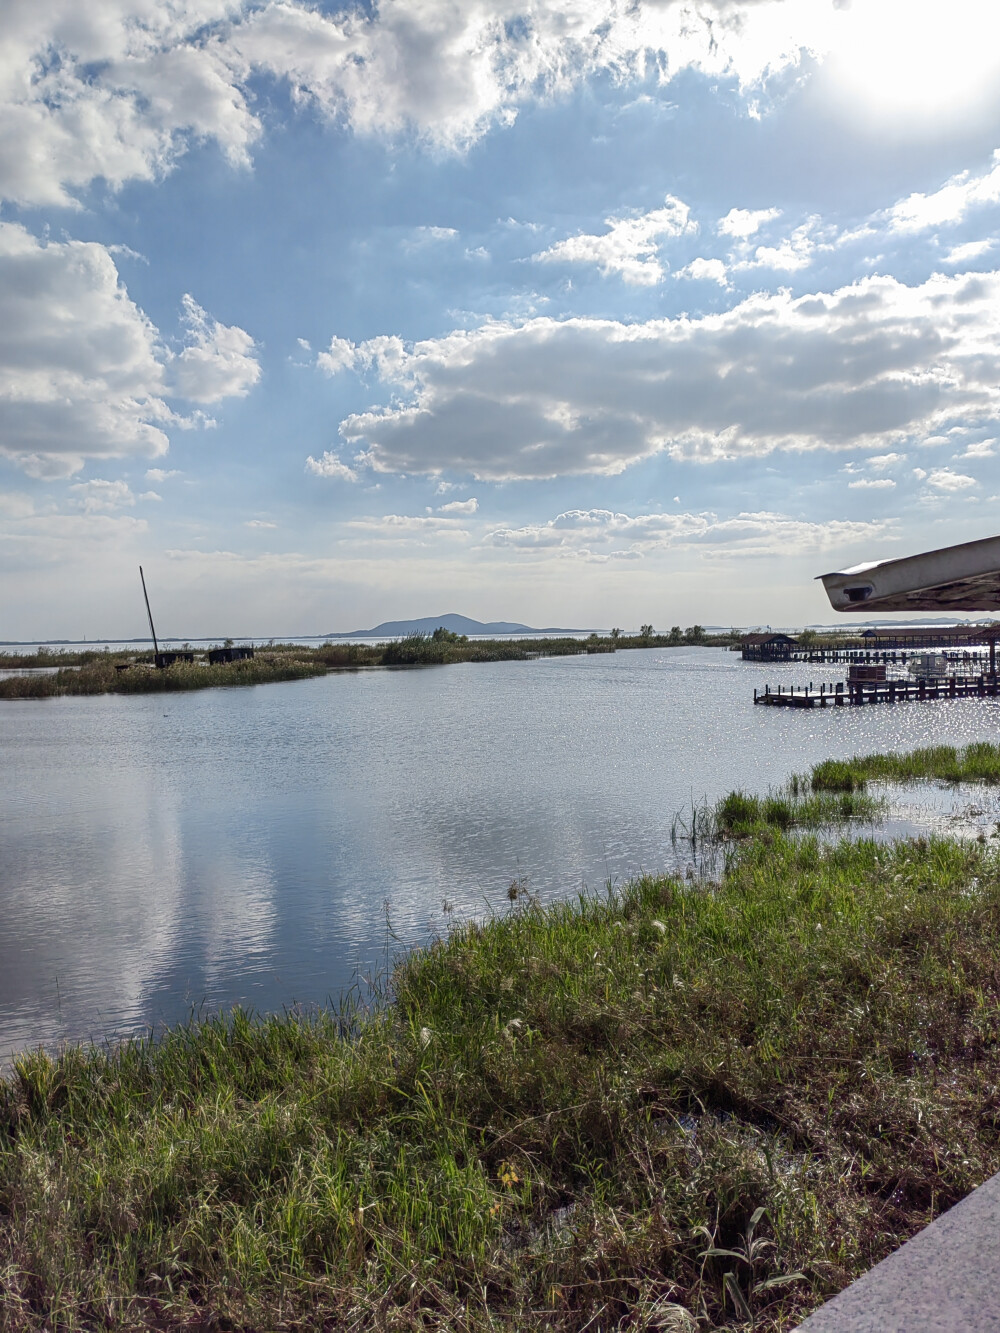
[811, 741, 1000, 791]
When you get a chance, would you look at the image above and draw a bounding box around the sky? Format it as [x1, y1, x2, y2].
[4, 0, 1000, 639]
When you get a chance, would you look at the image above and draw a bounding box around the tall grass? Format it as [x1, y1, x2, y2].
[0, 655, 328, 699]
[5, 810, 1000, 1328]
[811, 741, 1000, 791]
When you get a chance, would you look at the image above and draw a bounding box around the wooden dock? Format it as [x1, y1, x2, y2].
[755, 674, 1000, 708]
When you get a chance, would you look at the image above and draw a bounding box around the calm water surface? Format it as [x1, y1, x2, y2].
[3, 646, 1000, 1059]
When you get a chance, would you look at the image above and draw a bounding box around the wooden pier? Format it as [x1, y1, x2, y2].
[755, 674, 1000, 708]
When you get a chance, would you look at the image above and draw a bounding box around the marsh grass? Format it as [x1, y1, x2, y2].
[0, 654, 328, 699]
[0, 631, 745, 701]
[6, 788, 1000, 1328]
[811, 742, 1000, 792]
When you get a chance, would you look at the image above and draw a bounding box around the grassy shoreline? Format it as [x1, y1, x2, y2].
[6, 745, 1000, 1329]
[0, 630, 736, 701]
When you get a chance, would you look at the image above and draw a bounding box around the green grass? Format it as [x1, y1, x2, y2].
[811, 741, 1000, 791]
[6, 772, 1000, 1328]
[713, 786, 880, 838]
[0, 654, 329, 699]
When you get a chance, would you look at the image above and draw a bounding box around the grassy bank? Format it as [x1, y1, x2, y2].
[6, 757, 1000, 1329]
[0, 629, 736, 700]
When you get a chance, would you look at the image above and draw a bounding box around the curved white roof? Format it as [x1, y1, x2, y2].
[819, 535, 1000, 613]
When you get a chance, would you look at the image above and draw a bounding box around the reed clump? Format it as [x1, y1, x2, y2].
[5, 765, 1000, 1329]
[811, 741, 1000, 791]
[0, 654, 328, 699]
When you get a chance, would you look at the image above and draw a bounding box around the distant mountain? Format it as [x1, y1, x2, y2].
[333, 613, 583, 637]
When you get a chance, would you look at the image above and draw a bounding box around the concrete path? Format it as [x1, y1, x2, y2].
[798, 1172, 1000, 1331]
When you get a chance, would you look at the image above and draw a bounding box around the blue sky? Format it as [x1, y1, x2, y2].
[4, 0, 1000, 638]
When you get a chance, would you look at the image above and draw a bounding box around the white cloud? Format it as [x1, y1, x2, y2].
[866, 452, 907, 470]
[0, 224, 260, 475]
[305, 451, 359, 481]
[438, 497, 479, 514]
[329, 269, 1000, 480]
[347, 513, 470, 539]
[676, 257, 728, 285]
[138, 490, 162, 501]
[847, 477, 895, 489]
[408, 225, 458, 245]
[146, 468, 181, 482]
[0, 2, 258, 209]
[533, 195, 693, 285]
[0, 2, 865, 214]
[316, 336, 360, 376]
[926, 467, 977, 491]
[70, 479, 136, 513]
[0, 222, 169, 476]
[740, 218, 822, 272]
[171, 294, 260, 403]
[944, 239, 994, 265]
[485, 508, 892, 558]
[886, 150, 1000, 233]
[956, 439, 996, 459]
[717, 207, 781, 238]
[234, 1, 833, 155]
[246, 518, 277, 528]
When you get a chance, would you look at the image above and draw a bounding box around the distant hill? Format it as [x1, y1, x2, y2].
[333, 613, 583, 638]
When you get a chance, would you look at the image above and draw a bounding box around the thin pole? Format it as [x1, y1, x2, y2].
[139, 566, 160, 659]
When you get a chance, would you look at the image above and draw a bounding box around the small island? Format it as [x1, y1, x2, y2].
[0, 625, 736, 700]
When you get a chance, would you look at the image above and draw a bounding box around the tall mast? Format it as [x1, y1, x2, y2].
[139, 566, 160, 659]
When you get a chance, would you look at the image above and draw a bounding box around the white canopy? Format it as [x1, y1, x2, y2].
[819, 535, 1000, 613]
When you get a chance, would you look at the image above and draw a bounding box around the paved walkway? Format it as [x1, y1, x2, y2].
[798, 1172, 1000, 1331]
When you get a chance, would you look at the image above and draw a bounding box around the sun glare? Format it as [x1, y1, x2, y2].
[824, 0, 1000, 123]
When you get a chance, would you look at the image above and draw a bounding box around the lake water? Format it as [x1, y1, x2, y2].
[3, 646, 1000, 1061]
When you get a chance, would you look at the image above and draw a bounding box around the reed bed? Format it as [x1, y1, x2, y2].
[5, 758, 1000, 1329]
[0, 631, 740, 700]
[0, 655, 329, 699]
[811, 741, 1000, 791]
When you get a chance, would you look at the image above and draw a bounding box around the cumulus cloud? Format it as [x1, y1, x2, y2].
[945, 239, 994, 265]
[438, 497, 479, 514]
[886, 149, 1000, 234]
[70, 479, 136, 512]
[0, 1, 258, 209]
[847, 477, 895, 489]
[0, 223, 259, 475]
[925, 467, 977, 491]
[170, 295, 260, 403]
[0, 2, 841, 210]
[234, 1, 830, 155]
[866, 452, 907, 469]
[717, 206, 781, 238]
[485, 508, 892, 558]
[956, 439, 996, 459]
[305, 451, 359, 481]
[327, 269, 1000, 480]
[0, 222, 169, 476]
[676, 256, 728, 284]
[533, 195, 693, 285]
[738, 218, 823, 272]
